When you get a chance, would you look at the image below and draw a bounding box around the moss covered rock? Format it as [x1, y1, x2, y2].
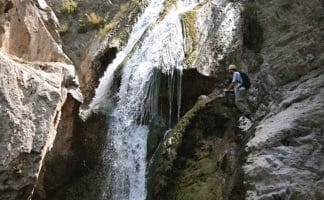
[148, 94, 245, 200]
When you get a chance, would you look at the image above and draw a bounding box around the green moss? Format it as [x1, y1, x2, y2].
[100, 1, 142, 42]
[77, 18, 88, 33]
[86, 12, 103, 28]
[164, 138, 229, 200]
[59, 20, 70, 34]
[147, 116, 167, 160]
[151, 98, 208, 196]
[147, 93, 243, 199]
[181, 11, 199, 67]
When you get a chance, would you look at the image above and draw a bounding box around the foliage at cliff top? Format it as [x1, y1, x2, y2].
[61, 0, 78, 14]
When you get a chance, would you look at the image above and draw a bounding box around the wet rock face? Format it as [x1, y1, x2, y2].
[148, 94, 245, 200]
[243, 0, 324, 199]
[157, 68, 218, 124]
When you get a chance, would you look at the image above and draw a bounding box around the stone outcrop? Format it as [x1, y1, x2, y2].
[0, 52, 81, 200]
[0, 0, 82, 199]
[193, 0, 242, 76]
[148, 92, 245, 200]
[0, 0, 70, 63]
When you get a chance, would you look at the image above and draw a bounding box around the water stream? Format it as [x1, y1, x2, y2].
[90, 0, 201, 199]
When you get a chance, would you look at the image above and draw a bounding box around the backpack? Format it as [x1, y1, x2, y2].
[239, 71, 251, 90]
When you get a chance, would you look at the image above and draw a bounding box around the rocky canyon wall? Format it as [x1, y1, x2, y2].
[150, 0, 324, 199]
[242, 0, 324, 199]
[0, 0, 81, 199]
[0, 0, 323, 199]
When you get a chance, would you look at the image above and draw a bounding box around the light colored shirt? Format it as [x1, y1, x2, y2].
[232, 71, 245, 94]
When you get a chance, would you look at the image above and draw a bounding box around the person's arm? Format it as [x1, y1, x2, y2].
[227, 72, 238, 90]
[227, 82, 234, 90]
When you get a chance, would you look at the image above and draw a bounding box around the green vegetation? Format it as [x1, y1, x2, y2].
[99, 2, 129, 34]
[148, 95, 239, 199]
[77, 18, 87, 33]
[59, 21, 70, 34]
[86, 12, 103, 27]
[77, 12, 104, 33]
[100, 21, 116, 34]
[120, 2, 130, 13]
[61, 0, 78, 14]
[152, 99, 207, 196]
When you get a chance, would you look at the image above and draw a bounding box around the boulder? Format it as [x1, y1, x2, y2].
[0, 51, 81, 199]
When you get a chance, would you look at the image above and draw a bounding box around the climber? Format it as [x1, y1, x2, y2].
[224, 64, 251, 117]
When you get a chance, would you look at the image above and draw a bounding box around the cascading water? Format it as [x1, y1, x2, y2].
[89, 0, 201, 199]
[88, 0, 165, 112]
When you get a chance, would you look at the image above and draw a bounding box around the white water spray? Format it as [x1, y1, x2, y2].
[88, 0, 165, 112]
[93, 0, 201, 199]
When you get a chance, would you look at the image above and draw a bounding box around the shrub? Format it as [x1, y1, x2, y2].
[120, 2, 130, 13]
[101, 22, 114, 33]
[59, 21, 70, 34]
[61, 0, 78, 14]
[86, 12, 103, 27]
[78, 18, 87, 33]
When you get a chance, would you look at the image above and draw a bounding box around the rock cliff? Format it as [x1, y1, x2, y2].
[242, 0, 324, 199]
[0, 0, 81, 199]
[149, 0, 324, 199]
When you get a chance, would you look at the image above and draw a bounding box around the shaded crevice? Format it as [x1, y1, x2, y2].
[32, 94, 108, 200]
[242, 2, 264, 52]
[1, 0, 14, 14]
[83, 47, 118, 104]
[158, 68, 218, 125]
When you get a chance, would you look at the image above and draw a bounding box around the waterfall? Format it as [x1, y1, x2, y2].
[88, 0, 165, 111]
[92, 0, 201, 199]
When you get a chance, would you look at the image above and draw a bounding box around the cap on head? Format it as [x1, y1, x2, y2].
[228, 64, 237, 70]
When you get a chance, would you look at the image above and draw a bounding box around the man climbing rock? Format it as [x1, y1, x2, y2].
[224, 64, 251, 118]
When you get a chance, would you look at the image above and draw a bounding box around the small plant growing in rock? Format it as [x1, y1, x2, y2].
[77, 13, 104, 33]
[86, 12, 103, 28]
[59, 21, 70, 34]
[120, 2, 130, 13]
[101, 21, 115, 34]
[78, 18, 88, 33]
[61, 0, 78, 14]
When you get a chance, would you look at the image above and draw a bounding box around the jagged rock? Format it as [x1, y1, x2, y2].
[193, 0, 242, 76]
[0, 0, 70, 63]
[0, 52, 81, 200]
